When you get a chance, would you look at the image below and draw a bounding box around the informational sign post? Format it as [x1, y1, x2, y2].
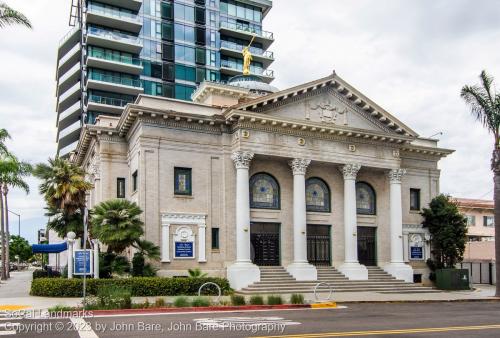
[175, 241, 194, 259]
[73, 249, 93, 275]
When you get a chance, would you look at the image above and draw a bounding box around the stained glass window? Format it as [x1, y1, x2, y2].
[174, 167, 192, 195]
[306, 178, 331, 212]
[250, 173, 280, 209]
[356, 182, 376, 215]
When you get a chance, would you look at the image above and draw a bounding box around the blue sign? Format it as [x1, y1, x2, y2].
[74, 250, 92, 275]
[175, 242, 194, 258]
[410, 247, 423, 260]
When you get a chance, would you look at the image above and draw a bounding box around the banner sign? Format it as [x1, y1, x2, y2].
[175, 242, 194, 258]
[74, 249, 93, 275]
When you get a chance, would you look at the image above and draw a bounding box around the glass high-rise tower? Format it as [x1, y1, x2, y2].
[55, 0, 274, 157]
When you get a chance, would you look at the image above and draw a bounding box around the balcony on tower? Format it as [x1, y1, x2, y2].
[86, 1, 142, 34]
[219, 21, 274, 49]
[220, 40, 274, 68]
[86, 46, 143, 75]
[86, 26, 142, 54]
[86, 69, 143, 95]
[86, 91, 136, 115]
[220, 59, 274, 83]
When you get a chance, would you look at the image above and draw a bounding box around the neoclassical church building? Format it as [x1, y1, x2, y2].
[73, 72, 453, 290]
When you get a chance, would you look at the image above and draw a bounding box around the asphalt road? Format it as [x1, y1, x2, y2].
[2, 301, 500, 337]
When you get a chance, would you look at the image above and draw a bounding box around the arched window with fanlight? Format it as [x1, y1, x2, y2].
[306, 177, 331, 212]
[250, 173, 280, 209]
[356, 182, 376, 215]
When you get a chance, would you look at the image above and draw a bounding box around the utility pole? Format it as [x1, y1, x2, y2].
[7, 210, 20, 236]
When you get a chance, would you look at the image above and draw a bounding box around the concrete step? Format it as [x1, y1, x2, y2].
[239, 287, 437, 294]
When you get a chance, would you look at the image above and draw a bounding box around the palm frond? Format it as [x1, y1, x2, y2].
[0, 3, 32, 29]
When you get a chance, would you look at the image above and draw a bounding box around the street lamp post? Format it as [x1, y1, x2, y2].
[7, 210, 20, 236]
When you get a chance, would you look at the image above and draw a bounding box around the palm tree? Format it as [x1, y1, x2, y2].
[45, 207, 84, 239]
[0, 129, 10, 156]
[0, 155, 31, 279]
[0, 2, 31, 29]
[188, 268, 208, 278]
[34, 158, 92, 215]
[91, 199, 144, 254]
[461, 70, 500, 297]
[133, 239, 160, 261]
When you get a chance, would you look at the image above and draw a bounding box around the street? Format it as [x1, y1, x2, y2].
[2, 301, 500, 337]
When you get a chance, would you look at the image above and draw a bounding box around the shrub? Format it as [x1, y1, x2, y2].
[47, 305, 74, 313]
[290, 294, 304, 305]
[230, 295, 246, 306]
[249, 295, 264, 305]
[30, 277, 231, 297]
[132, 253, 145, 277]
[267, 295, 283, 305]
[33, 269, 61, 279]
[154, 298, 166, 307]
[191, 297, 210, 307]
[94, 286, 132, 310]
[173, 296, 190, 308]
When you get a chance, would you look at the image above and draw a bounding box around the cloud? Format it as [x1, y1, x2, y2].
[0, 0, 498, 243]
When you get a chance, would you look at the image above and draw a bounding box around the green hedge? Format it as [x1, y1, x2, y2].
[30, 277, 231, 297]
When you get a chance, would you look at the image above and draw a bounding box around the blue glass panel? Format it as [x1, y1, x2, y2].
[250, 173, 280, 209]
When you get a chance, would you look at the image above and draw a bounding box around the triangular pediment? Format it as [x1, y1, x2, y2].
[230, 73, 418, 137]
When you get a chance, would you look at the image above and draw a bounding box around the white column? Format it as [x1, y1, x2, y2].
[92, 239, 99, 279]
[67, 240, 74, 279]
[161, 222, 170, 263]
[383, 168, 413, 282]
[198, 224, 206, 263]
[286, 159, 317, 281]
[338, 163, 368, 280]
[227, 151, 260, 290]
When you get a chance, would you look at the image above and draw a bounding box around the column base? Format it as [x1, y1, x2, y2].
[338, 262, 368, 280]
[383, 262, 414, 283]
[286, 262, 317, 281]
[227, 262, 260, 291]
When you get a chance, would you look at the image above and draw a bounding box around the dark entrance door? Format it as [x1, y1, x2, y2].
[307, 224, 331, 266]
[357, 226, 377, 266]
[250, 223, 280, 266]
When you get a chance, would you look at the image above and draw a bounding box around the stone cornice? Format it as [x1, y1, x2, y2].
[227, 111, 414, 146]
[401, 145, 454, 158]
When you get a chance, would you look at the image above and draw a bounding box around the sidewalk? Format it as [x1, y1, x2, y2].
[0, 269, 498, 311]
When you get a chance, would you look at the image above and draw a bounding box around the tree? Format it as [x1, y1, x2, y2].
[45, 207, 84, 239]
[0, 2, 31, 29]
[461, 70, 500, 297]
[34, 158, 92, 215]
[9, 235, 32, 262]
[188, 268, 208, 278]
[91, 199, 144, 254]
[0, 156, 31, 278]
[0, 129, 10, 156]
[422, 195, 468, 271]
[131, 239, 160, 277]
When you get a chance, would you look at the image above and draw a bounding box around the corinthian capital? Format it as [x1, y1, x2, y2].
[289, 158, 311, 175]
[340, 163, 361, 180]
[231, 151, 254, 169]
[388, 168, 406, 183]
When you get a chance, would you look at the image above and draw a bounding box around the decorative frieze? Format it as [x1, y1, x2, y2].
[289, 158, 311, 175]
[231, 151, 254, 169]
[388, 168, 406, 183]
[340, 163, 361, 180]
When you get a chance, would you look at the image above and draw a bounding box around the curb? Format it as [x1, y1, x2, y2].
[339, 298, 500, 304]
[83, 303, 339, 316]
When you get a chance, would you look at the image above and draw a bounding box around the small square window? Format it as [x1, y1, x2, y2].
[466, 215, 476, 226]
[132, 171, 138, 192]
[211, 227, 219, 249]
[483, 216, 494, 227]
[410, 188, 421, 211]
[174, 167, 192, 195]
[117, 178, 126, 198]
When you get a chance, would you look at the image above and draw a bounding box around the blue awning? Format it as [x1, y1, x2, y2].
[31, 242, 68, 253]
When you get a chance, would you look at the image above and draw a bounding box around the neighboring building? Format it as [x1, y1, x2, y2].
[456, 198, 495, 261]
[71, 71, 453, 290]
[55, 0, 275, 158]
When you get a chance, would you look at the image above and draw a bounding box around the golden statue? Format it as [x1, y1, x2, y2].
[242, 35, 255, 76]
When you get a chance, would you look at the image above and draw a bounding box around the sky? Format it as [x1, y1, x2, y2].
[0, 0, 499, 243]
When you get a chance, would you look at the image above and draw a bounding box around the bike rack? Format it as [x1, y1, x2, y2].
[313, 282, 333, 302]
[198, 282, 222, 303]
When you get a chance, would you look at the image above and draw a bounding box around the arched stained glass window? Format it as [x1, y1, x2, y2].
[250, 173, 280, 209]
[306, 178, 331, 212]
[356, 182, 376, 215]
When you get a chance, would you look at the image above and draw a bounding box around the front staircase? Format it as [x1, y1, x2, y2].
[237, 266, 438, 295]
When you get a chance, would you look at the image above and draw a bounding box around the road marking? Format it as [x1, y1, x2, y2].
[194, 316, 301, 328]
[70, 317, 99, 338]
[255, 323, 500, 337]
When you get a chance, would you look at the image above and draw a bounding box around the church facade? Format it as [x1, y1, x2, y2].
[74, 72, 453, 290]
